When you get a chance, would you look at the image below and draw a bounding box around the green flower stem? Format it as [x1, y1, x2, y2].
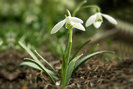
[72, 3, 100, 17]
[72, 0, 87, 16]
[65, 28, 72, 69]
[62, 28, 73, 88]
[81, 5, 101, 12]
[69, 28, 72, 43]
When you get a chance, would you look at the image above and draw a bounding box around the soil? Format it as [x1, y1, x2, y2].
[0, 41, 133, 89]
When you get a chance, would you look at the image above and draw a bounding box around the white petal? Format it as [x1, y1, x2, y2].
[85, 14, 97, 27]
[93, 21, 102, 28]
[50, 20, 66, 34]
[102, 14, 117, 24]
[70, 17, 83, 23]
[73, 22, 85, 31]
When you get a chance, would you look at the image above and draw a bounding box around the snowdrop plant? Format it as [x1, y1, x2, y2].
[50, 10, 112, 88]
[51, 10, 86, 87]
[19, 1, 116, 88]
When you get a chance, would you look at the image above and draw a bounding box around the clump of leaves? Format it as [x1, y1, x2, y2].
[19, 0, 116, 88]
[19, 40, 111, 87]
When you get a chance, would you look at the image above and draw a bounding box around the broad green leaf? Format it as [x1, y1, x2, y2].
[71, 40, 91, 60]
[65, 54, 83, 86]
[74, 51, 113, 71]
[34, 50, 57, 73]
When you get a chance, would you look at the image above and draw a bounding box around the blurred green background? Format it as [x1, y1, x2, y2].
[0, 0, 133, 56]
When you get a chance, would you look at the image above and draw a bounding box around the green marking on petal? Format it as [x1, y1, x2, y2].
[97, 18, 103, 22]
[65, 23, 74, 29]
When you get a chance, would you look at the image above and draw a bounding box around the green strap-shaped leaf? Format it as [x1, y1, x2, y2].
[88, 44, 99, 54]
[19, 41, 38, 61]
[24, 58, 57, 75]
[19, 41, 57, 73]
[21, 58, 58, 84]
[21, 62, 42, 71]
[34, 50, 57, 73]
[74, 51, 113, 71]
[71, 40, 91, 60]
[19, 41, 58, 84]
[65, 54, 83, 86]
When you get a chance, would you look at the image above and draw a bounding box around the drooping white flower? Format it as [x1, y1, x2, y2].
[85, 12, 117, 29]
[51, 10, 85, 34]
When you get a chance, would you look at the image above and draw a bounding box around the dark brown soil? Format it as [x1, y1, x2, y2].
[0, 41, 133, 89]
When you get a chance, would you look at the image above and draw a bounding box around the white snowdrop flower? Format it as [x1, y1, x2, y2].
[51, 10, 85, 34]
[85, 12, 117, 29]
